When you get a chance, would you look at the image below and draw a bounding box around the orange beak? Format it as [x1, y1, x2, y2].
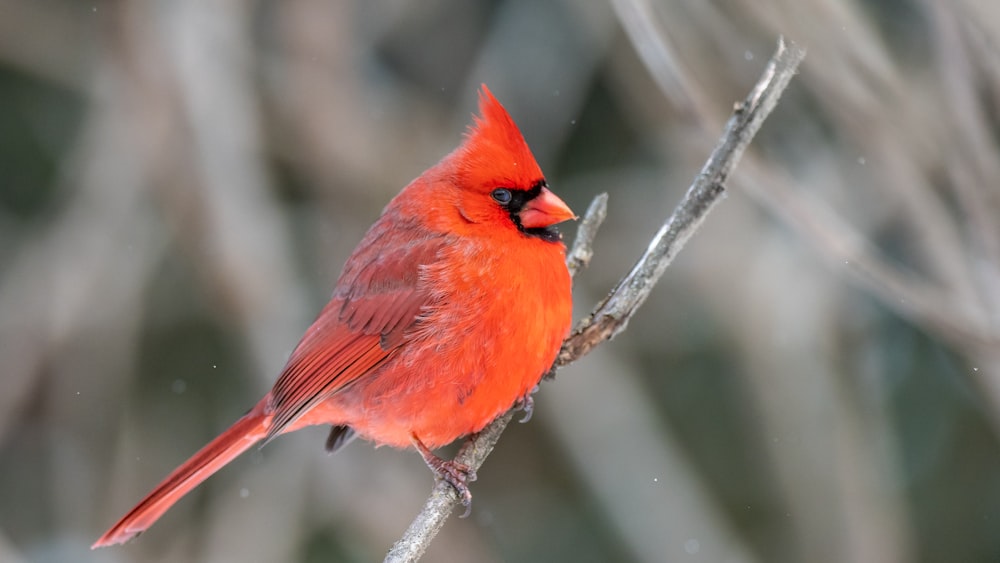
[518, 187, 576, 229]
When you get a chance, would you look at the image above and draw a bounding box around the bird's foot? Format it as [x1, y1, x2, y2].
[412, 434, 477, 517]
[514, 385, 539, 423]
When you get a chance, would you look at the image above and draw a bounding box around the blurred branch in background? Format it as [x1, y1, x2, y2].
[0, 1, 999, 562]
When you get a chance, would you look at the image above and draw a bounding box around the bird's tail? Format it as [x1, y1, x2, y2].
[92, 402, 270, 548]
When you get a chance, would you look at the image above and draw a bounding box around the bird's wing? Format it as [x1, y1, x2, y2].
[265, 221, 449, 440]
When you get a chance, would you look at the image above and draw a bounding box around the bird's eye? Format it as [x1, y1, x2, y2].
[491, 188, 512, 205]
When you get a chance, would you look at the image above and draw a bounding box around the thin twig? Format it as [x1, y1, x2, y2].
[566, 193, 610, 279]
[557, 37, 804, 364]
[384, 37, 805, 563]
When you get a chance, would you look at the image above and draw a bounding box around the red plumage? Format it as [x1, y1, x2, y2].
[93, 86, 575, 548]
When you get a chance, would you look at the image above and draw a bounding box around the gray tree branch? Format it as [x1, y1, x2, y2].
[384, 37, 806, 563]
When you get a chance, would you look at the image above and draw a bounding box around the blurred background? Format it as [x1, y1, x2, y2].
[1, 0, 999, 561]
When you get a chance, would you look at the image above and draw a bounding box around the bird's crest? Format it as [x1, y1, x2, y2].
[452, 85, 544, 191]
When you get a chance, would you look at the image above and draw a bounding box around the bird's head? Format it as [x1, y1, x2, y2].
[444, 86, 575, 242]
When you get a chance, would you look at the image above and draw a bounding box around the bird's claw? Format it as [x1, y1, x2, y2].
[432, 458, 476, 517]
[412, 434, 477, 517]
[515, 386, 538, 423]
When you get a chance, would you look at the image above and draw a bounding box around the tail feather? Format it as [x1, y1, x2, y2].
[92, 405, 270, 548]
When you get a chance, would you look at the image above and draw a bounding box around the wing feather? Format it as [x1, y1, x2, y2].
[265, 220, 449, 439]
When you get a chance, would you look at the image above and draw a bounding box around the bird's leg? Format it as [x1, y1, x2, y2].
[514, 385, 539, 423]
[411, 434, 477, 517]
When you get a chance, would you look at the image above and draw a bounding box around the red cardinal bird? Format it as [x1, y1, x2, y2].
[93, 86, 575, 548]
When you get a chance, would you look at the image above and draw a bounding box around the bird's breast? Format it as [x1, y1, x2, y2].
[332, 235, 572, 449]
